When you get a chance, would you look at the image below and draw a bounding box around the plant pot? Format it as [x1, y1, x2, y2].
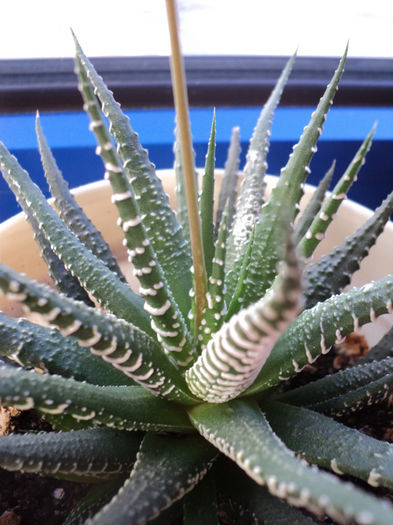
[0, 171, 392, 346]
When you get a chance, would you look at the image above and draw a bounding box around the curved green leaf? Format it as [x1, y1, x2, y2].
[189, 398, 393, 525]
[217, 458, 321, 524]
[246, 275, 393, 395]
[64, 478, 127, 525]
[0, 365, 194, 432]
[215, 126, 241, 235]
[199, 111, 216, 278]
[0, 428, 141, 481]
[0, 312, 134, 387]
[265, 401, 393, 490]
[74, 35, 192, 319]
[75, 56, 195, 369]
[0, 262, 197, 403]
[36, 114, 125, 281]
[86, 433, 216, 525]
[198, 206, 229, 348]
[277, 356, 393, 407]
[304, 187, 393, 308]
[1, 143, 93, 305]
[294, 160, 335, 243]
[225, 52, 296, 286]
[308, 372, 393, 417]
[298, 127, 375, 258]
[236, 49, 347, 308]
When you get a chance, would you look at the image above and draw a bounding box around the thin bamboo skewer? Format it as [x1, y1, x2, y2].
[165, 0, 207, 331]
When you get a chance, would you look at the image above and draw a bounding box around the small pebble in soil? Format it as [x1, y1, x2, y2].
[0, 511, 22, 525]
[52, 488, 65, 501]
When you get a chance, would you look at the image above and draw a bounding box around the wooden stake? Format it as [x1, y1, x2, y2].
[165, 0, 207, 331]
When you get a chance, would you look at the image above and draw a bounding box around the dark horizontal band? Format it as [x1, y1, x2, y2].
[0, 55, 392, 113]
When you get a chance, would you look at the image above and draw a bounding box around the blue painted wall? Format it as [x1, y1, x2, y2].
[0, 107, 392, 221]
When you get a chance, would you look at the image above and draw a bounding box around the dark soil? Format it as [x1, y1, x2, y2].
[0, 470, 89, 525]
[0, 409, 91, 525]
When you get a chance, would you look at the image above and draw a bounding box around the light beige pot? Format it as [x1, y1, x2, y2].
[0, 171, 392, 345]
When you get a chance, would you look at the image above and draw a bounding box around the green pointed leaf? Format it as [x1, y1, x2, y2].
[86, 433, 216, 525]
[75, 55, 196, 369]
[36, 114, 125, 281]
[0, 312, 134, 387]
[266, 401, 393, 490]
[1, 146, 93, 305]
[215, 126, 241, 235]
[246, 275, 393, 395]
[217, 458, 321, 524]
[225, 224, 257, 316]
[186, 236, 302, 402]
[188, 398, 393, 525]
[174, 121, 195, 244]
[0, 262, 198, 404]
[225, 53, 296, 279]
[236, 49, 347, 308]
[73, 35, 192, 319]
[0, 428, 141, 481]
[0, 365, 194, 432]
[0, 141, 150, 332]
[298, 127, 375, 258]
[277, 356, 393, 407]
[304, 187, 393, 308]
[294, 160, 335, 243]
[198, 206, 229, 348]
[199, 111, 216, 278]
[308, 372, 393, 416]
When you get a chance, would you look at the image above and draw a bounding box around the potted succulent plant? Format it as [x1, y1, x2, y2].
[0, 2, 393, 523]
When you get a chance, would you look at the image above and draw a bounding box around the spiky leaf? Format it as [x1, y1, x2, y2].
[0, 262, 198, 403]
[199, 111, 216, 278]
[189, 398, 393, 525]
[225, 52, 296, 282]
[36, 114, 125, 281]
[298, 127, 375, 258]
[86, 433, 216, 525]
[73, 35, 192, 319]
[0, 428, 141, 482]
[0, 313, 134, 386]
[245, 275, 393, 395]
[215, 126, 241, 235]
[304, 188, 393, 308]
[0, 365, 193, 432]
[0, 141, 150, 332]
[293, 161, 335, 243]
[265, 401, 393, 490]
[232, 49, 347, 309]
[277, 356, 393, 407]
[75, 55, 195, 369]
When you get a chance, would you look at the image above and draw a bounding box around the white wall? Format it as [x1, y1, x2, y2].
[1, 0, 392, 59]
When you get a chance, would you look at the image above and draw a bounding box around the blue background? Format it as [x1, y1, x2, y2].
[0, 106, 392, 221]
